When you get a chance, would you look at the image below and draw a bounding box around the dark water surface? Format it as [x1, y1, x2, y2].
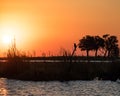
[0, 78, 120, 96]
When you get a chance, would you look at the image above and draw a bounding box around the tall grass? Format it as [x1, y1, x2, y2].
[0, 40, 119, 81]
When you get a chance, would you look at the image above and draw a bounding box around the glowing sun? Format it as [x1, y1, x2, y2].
[2, 35, 12, 45]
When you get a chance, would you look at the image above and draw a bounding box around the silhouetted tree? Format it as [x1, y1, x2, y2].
[102, 34, 110, 57]
[110, 45, 119, 57]
[78, 35, 94, 57]
[103, 34, 119, 57]
[93, 36, 105, 57]
[78, 34, 119, 57]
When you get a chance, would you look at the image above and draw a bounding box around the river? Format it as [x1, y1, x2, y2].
[0, 78, 120, 96]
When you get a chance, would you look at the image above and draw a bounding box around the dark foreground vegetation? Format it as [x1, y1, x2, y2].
[0, 56, 120, 81]
[0, 34, 119, 81]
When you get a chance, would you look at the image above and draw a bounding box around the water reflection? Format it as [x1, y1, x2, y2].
[0, 78, 8, 96]
[0, 88, 7, 96]
[0, 78, 120, 96]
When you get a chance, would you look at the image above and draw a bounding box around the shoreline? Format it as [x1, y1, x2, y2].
[0, 58, 119, 81]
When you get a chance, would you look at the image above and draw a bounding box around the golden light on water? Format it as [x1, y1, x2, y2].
[0, 88, 8, 96]
[0, 78, 8, 96]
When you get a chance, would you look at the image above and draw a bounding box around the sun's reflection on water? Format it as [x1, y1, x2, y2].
[0, 88, 8, 96]
[0, 78, 8, 96]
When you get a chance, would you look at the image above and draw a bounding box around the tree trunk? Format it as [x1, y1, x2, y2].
[95, 49, 98, 57]
[86, 50, 89, 57]
[108, 50, 111, 57]
[104, 50, 107, 57]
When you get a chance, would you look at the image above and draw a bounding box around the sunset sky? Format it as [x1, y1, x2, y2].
[0, 0, 120, 56]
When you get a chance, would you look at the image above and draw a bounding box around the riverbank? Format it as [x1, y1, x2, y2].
[0, 57, 119, 81]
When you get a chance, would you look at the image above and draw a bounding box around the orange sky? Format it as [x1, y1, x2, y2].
[0, 0, 120, 56]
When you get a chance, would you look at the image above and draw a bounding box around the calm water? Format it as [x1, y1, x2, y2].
[0, 78, 120, 96]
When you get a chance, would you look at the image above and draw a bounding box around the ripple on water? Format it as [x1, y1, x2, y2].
[0, 78, 120, 96]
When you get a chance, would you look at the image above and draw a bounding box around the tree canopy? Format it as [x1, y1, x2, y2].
[78, 34, 119, 57]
